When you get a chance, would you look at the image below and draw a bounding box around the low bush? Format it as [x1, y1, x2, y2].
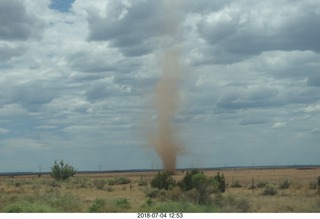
[167, 187, 184, 201]
[191, 173, 218, 204]
[2, 190, 81, 212]
[262, 184, 278, 196]
[140, 200, 217, 212]
[256, 181, 268, 188]
[88, 198, 106, 213]
[93, 179, 106, 190]
[3, 201, 55, 213]
[138, 179, 148, 186]
[108, 177, 131, 185]
[145, 188, 167, 201]
[230, 180, 242, 188]
[214, 194, 251, 212]
[113, 198, 131, 210]
[67, 177, 91, 188]
[279, 179, 291, 189]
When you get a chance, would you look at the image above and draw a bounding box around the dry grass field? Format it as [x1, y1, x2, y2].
[0, 167, 319, 212]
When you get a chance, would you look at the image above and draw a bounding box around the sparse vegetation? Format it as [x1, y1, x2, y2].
[0, 168, 319, 212]
[108, 177, 131, 185]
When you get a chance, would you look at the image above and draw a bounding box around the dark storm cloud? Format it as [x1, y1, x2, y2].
[87, 1, 163, 56]
[0, 0, 42, 41]
[197, 1, 320, 63]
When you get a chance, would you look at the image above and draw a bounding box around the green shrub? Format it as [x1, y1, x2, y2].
[230, 180, 242, 188]
[146, 188, 162, 198]
[167, 187, 184, 201]
[45, 179, 61, 188]
[50, 160, 76, 181]
[88, 198, 106, 212]
[4, 201, 55, 213]
[140, 200, 217, 212]
[106, 186, 114, 192]
[108, 177, 131, 185]
[185, 188, 200, 204]
[67, 177, 91, 188]
[214, 194, 251, 212]
[151, 172, 176, 190]
[262, 184, 278, 196]
[177, 170, 221, 204]
[191, 173, 217, 204]
[44, 191, 81, 212]
[138, 179, 148, 186]
[279, 179, 291, 189]
[93, 179, 106, 190]
[256, 181, 268, 188]
[113, 198, 131, 209]
[178, 169, 201, 191]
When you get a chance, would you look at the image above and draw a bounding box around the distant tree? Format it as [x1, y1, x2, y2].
[50, 160, 76, 181]
[150, 171, 176, 190]
[177, 169, 223, 204]
[178, 169, 201, 191]
[213, 172, 226, 192]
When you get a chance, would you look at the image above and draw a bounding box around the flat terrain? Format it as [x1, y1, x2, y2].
[0, 167, 319, 212]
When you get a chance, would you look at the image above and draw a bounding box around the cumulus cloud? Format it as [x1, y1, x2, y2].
[0, 0, 43, 41]
[86, 1, 173, 56]
[0, 0, 320, 171]
[272, 121, 286, 129]
[196, 0, 320, 63]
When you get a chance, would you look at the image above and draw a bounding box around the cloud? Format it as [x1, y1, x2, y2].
[0, 127, 10, 134]
[86, 1, 168, 56]
[272, 121, 286, 129]
[239, 116, 268, 126]
[0, 42, 26, 62]
[0, 0, 43, 41]
[1, 80, 56, 112]
[1, 138, 46, 151]
[84, 79, 114, 102]
[307, 74, 320, 87]
[1, 0, 320, 171]
[196, 0, 320, 63]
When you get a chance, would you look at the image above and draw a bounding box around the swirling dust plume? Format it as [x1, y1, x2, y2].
[149, 0, 184, 174]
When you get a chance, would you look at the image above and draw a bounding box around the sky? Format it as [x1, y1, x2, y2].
[0, 0, 320, 172]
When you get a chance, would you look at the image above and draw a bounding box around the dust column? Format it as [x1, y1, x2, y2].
[152, 0, 183, 174]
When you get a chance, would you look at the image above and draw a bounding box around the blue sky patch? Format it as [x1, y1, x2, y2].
[49, 0, 75, 13]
